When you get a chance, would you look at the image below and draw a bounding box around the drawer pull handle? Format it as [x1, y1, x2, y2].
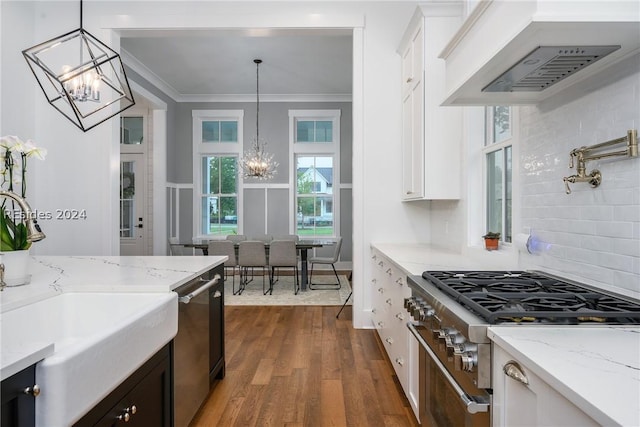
[395, 278, 404, 285]
[395, 312, 405, 321]
[386, 298, 392, 305]
[406, 77, 413, 83]
[372, 308, 377, 314]
[504, 361, 529, 385]
[23, 385, 40, 397]
[395, 357, 404, 366]
[385, 337, 394, 344]
[386, 268, 392, 275]
[372, 254, 377, 260]
[371, 278, 377, 284]
[378, 261, 384, 267]
[377, 321, 385, 328]
[378, 287, 384, 294]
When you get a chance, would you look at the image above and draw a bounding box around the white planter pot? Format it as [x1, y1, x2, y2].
[1, 249, 31, 286]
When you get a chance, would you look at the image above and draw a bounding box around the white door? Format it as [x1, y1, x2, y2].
[120, 153, 146, 255]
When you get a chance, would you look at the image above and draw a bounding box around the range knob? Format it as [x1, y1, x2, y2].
[412, 303, 435, 322]
[453, 343, 478, 372]
[444, 331, 463, 358]
[460, 351, 478, 372]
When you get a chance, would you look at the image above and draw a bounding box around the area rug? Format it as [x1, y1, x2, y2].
[223, 274, 351, 306]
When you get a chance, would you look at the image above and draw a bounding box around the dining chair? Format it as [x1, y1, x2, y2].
[208, 240, 240, 294]
[237, 240, 269, 295]
[168, 237, 188, 256]
[251, 234, 273, 243]
[273, 234, 299, 242]
[226, 234, 247, 243]
[309, 236, 343, 290]
[268, 240, 300, 295]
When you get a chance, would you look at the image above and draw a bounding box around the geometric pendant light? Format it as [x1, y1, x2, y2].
[22, 0, 135, 132]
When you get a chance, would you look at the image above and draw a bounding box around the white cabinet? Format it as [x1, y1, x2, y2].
[398, 5, 463, 201]
[370, 248, 419, 420]
[492, 344, 599, 427]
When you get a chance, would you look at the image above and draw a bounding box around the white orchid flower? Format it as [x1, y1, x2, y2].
[0, 135, 26, 153]
[23, 139, 47, 160]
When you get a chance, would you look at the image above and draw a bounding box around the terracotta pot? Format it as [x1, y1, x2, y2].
[484, 238, 499, 251]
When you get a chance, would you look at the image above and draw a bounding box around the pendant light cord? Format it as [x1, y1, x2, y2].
[80, 0, 83, 28]
[255, 59, 261, 145]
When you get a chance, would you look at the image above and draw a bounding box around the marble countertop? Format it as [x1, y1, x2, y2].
[488, 326, 640, 427]
[0, 255, 226, 380]
[371, 242, 518, 275]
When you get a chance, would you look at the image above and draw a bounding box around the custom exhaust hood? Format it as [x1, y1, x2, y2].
[439, 0, 640, 105]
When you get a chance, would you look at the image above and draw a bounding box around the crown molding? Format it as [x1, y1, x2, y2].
[121, 48, 181, 101]
[178, 93, 352, 103]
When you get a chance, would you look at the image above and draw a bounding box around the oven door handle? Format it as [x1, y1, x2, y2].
[178, 274, 221, 304]
[407, 322, 489, 414]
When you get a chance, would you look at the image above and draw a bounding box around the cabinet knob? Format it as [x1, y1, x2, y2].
[23, 385, 40, 397]
[117, 405, 137, 422]
[406, 77, 413, 83]
[385, 337, 394, 344]
[395, 357, 405, 366]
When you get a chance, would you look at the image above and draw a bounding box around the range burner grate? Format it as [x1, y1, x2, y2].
[422, 271, 640, 324]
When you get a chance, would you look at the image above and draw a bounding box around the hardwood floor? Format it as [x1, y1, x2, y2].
[191, 305, 420, 427]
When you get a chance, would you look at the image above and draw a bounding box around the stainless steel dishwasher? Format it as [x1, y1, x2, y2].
[173, 266, 225, 427]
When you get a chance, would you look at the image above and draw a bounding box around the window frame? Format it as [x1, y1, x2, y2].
[193, 110, 244, 239]
[289, 110, 341, 237]
[482, 106, 517, 244]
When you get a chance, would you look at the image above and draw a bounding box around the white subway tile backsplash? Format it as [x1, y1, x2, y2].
[520, 62, 640, 295]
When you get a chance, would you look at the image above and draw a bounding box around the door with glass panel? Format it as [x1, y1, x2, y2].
[120, 154, 146, 255]
[120, 115, 147, 255]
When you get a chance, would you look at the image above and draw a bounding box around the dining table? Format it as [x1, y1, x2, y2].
[182, 239, 329, 292]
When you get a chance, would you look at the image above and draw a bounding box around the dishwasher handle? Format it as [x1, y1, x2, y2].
[178, 274, 221, 304]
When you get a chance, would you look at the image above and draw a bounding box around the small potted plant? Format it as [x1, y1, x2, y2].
[482, 232, 500, 251]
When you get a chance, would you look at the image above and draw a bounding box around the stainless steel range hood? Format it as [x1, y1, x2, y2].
[482, 45, 621, 92]
[439, 0, 640, 105]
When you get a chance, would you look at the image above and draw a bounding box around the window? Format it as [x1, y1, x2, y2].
[295, 120, 333, 143]
[290, 109, 340, 237]
[484, 106, 513, 243]
[120, 117, 143, 145]
[201, 156, 238, 235]
[193, 110, 243, 237]
[296, 156, 334, 236]
[202, 120, 238, 143]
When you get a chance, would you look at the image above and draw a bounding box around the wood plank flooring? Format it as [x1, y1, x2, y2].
[191, 305, 420, 427]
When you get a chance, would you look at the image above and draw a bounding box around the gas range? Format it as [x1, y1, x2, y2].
[421, 270, 640, 325]
[405, 270, 640, 392]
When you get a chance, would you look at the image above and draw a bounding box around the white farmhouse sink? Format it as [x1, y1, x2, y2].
[1, 292, 178, 426]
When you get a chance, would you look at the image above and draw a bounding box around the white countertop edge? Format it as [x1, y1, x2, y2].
[0, 255, 226, 382]
[488, 326, 640, 427]
[1, 342, 55, 381]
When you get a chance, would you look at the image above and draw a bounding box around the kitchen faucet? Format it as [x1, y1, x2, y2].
[0, 190, 46, 291]
[563, 129, 638, 194]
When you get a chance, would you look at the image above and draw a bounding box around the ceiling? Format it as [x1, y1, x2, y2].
[120, 28, 353, 101]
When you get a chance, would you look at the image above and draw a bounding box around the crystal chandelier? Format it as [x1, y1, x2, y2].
[239, 59, 278, 180]
[22, 0, 135, 132]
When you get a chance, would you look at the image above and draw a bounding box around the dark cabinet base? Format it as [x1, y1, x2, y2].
[1, 365, 36, 427]
[74, 343, 172, 427]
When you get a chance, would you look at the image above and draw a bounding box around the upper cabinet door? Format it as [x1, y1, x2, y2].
[398, 5, 463, 201]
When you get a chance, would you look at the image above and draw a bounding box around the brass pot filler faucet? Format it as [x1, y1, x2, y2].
[563, 129, 638, 194]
